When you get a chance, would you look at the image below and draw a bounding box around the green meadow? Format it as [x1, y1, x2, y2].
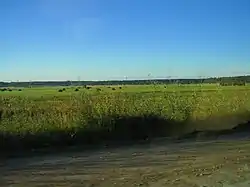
[1, 84, 250, 153]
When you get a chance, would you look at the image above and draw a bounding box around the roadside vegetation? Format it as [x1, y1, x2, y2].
[0, 82, 250, 155]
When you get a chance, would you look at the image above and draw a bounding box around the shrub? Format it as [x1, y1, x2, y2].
[75, 88, 79, 92]
[220, 81, 246, 86]
[112, 88, 116, 91]
[233, 81, 246, 86]
[58, 89, 63, 92]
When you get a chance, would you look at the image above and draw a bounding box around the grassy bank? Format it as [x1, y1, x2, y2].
[0, 84, 250, 154]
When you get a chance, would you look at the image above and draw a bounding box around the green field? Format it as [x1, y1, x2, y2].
[1, 84, 250, 153]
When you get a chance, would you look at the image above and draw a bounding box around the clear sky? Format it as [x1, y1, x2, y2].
[1, 0, 250, 81]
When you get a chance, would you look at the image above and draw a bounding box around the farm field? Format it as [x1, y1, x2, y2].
[0, 83, 250, 155]
[1, 83, 250, 97]
[1, 83, 250, 186]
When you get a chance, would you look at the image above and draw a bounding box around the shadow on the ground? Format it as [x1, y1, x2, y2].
[178, 118, 250, 141]
[0, 114, 187, 157]
[0, 112, 250, 158]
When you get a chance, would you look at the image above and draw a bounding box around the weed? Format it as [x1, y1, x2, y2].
[0, 84, 250, 154]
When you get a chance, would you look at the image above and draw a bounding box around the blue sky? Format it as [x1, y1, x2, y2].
[1, 0, 250, 81]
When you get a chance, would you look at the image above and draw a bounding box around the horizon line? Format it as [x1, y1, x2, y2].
[1, 74, 249, 83]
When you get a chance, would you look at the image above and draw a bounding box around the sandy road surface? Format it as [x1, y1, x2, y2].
[1, 138, 250, 187]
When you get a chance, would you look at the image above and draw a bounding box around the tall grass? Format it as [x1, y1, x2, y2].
[0, 86, 250, 154]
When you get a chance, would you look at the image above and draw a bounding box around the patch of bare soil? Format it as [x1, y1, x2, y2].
[1, 137, 250, 187]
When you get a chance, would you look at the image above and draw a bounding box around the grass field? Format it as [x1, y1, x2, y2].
[0, 84, 250, 154]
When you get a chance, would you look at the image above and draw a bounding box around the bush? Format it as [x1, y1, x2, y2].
[220, 81, 246, 86]
[18, 89, 22, 91]
[75, 88, 79, 92]
[112, 88, 116, 91]
[58, 89, 63, 92]
[233, 81, 246, 86]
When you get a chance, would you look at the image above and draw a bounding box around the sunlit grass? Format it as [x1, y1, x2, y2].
[0, 84, 250, 153]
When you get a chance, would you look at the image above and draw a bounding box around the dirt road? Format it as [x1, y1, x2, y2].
[1, 137, 250, 187]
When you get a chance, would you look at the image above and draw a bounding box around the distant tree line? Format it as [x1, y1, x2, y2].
[0, 75, 249, 88]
